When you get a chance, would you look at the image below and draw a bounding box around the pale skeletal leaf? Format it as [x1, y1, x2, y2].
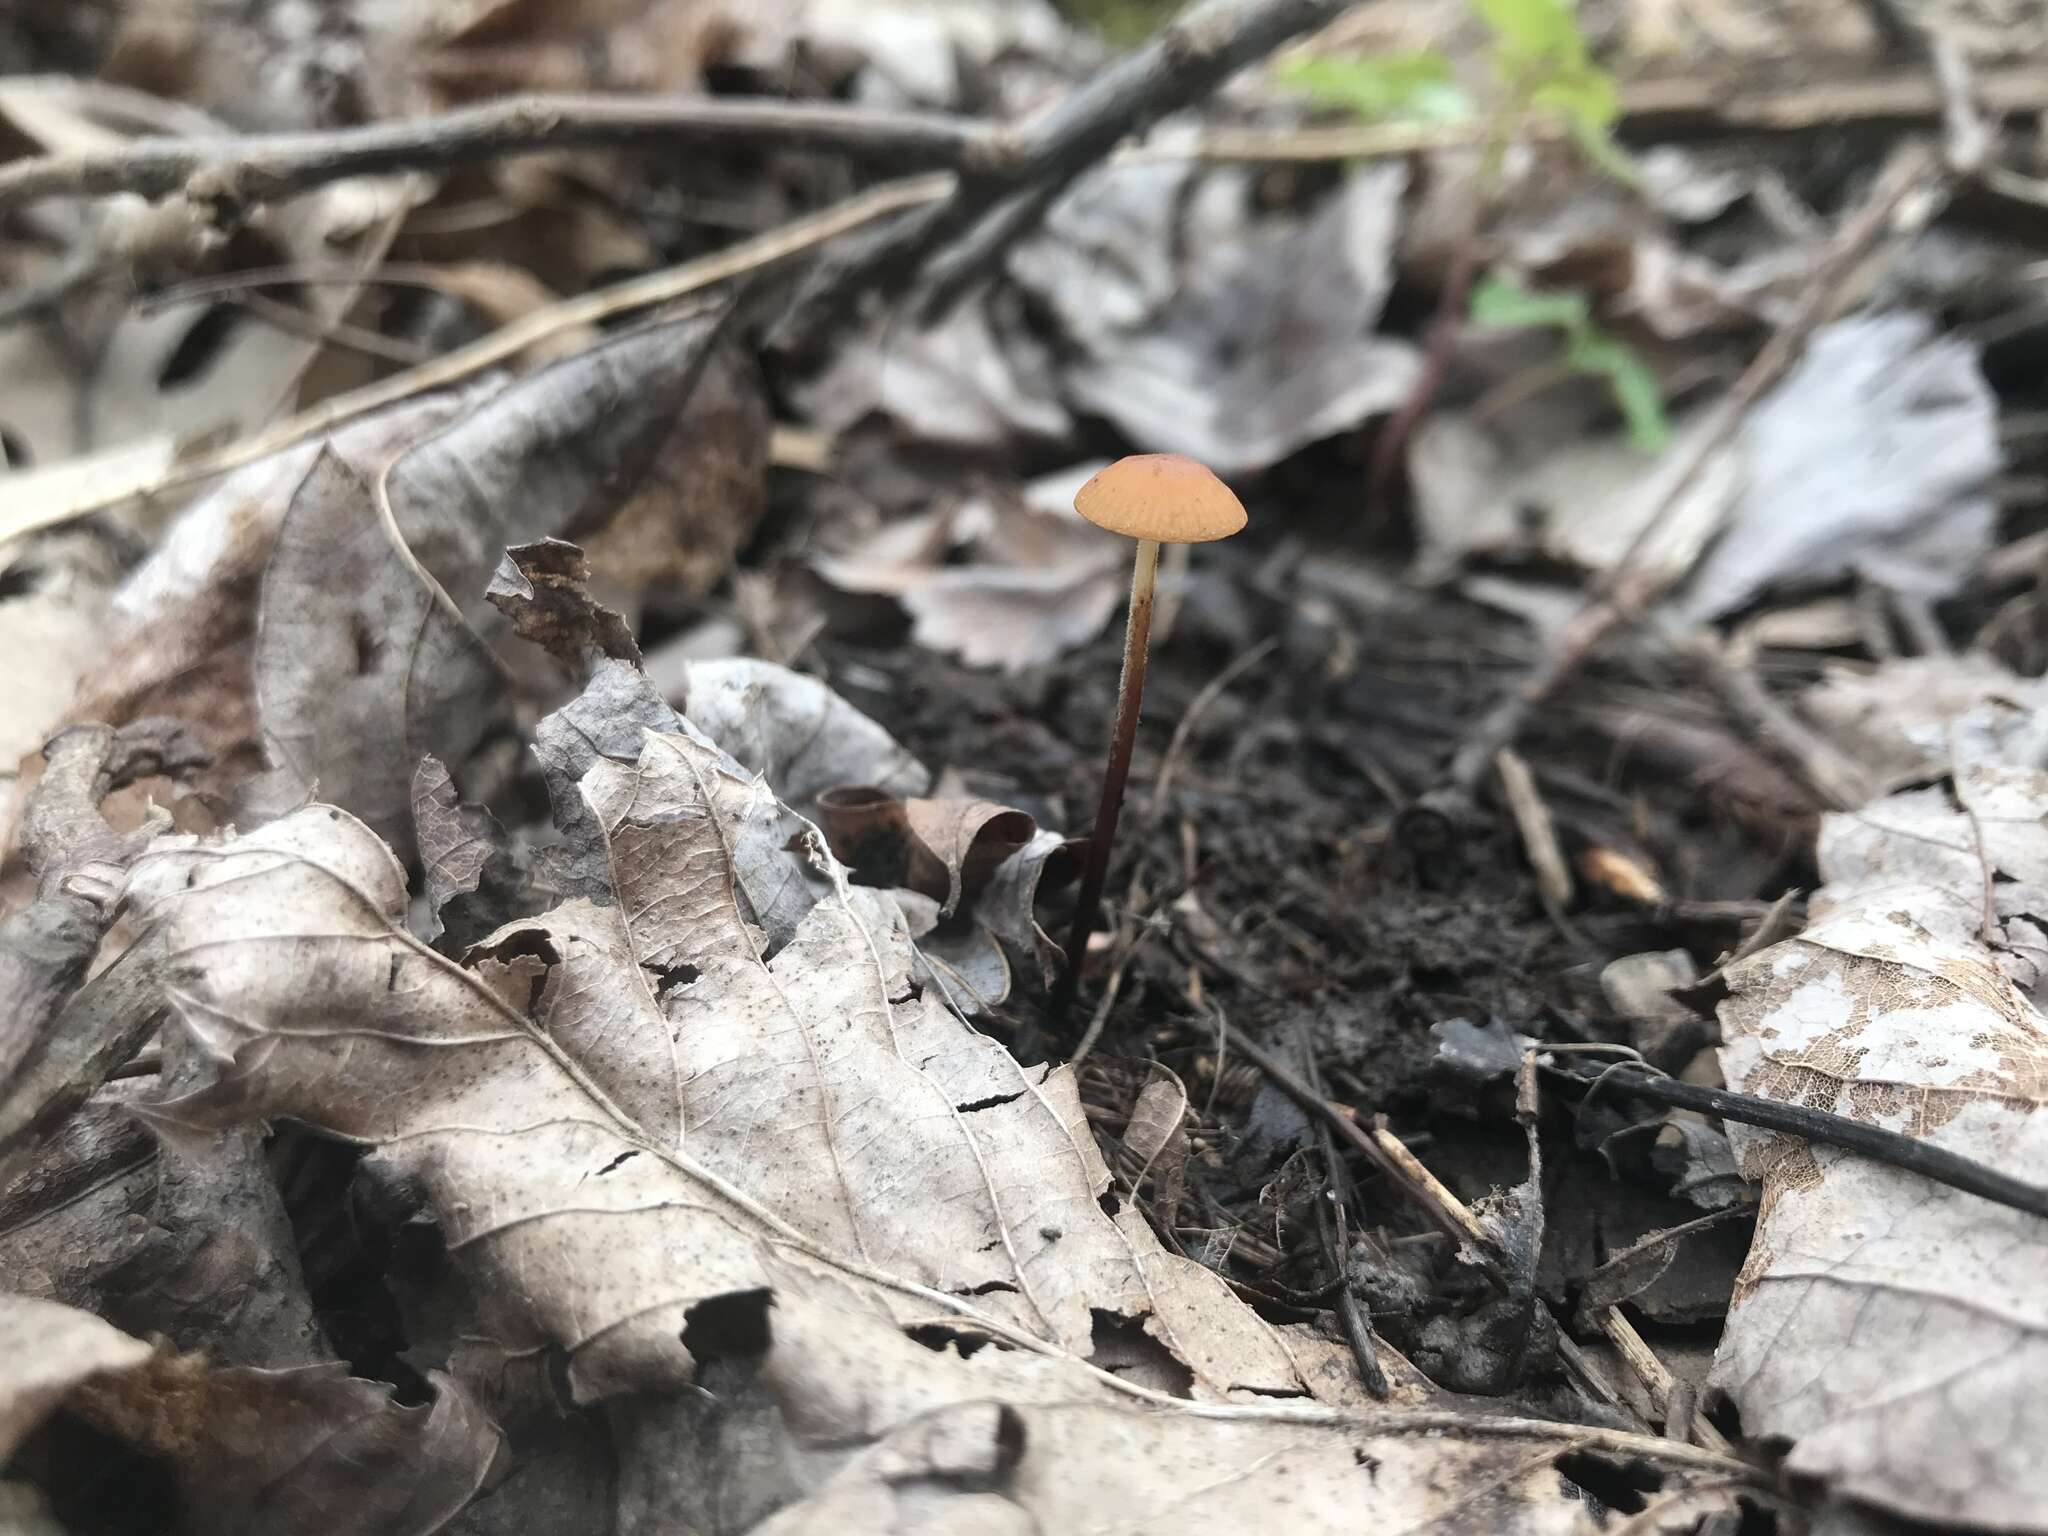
[1714, 718, 2048, 1530]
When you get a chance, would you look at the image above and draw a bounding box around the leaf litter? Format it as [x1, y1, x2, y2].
[8, 0, 2048, 1532]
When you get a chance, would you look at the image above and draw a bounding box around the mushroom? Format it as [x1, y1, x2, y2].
[1056, 453, 1245, 1007]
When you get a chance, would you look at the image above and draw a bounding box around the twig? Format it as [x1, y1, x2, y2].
[1448, 138, 1942, 794]
[1148, 635, 1278, 816]
[1209, 1015, 1507, 1272]
[1670, 626, 1876, 811]
[1495, 748, 1574, 911]
[10, 56, 2039, 222]
[1297, 1026, 1390, 1399]
[775, 0, 1355, 349]
[0, 93, 986, 213]
[1575, 1063, 2048, 1221]
[1593, 1306, 1733, 1453]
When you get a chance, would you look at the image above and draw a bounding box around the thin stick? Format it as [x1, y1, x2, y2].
[1059, 538, 1160, 1007]
[1594, 1306, 1734, 1453]
[1205, 1015, 1507, 1274]
[7, 55, 2044, 218]
[0, 93, 985, 212]
[1298, 1025, 1390, 1399]
[1448, 138, 1941, 793]
[1578, 1063, 2048, 1220]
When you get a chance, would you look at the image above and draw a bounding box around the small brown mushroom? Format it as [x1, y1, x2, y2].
[1056, 453, 1245, 1008]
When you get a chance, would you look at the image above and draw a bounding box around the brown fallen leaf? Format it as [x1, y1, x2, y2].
[0, 1294, 502, 1536]
[244, 444, 505, 856]
[484, 539, 642, 668]
[820, 787, 1034, 919]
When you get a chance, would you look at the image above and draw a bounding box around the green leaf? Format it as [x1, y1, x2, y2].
[1468, 272, 1671, 452]
[1468, 272, 1588, 332]
[1277, 52, 1471, 124]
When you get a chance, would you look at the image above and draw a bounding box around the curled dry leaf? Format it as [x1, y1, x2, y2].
[247, 443, 504, 855]
[484, 539, 642, 668]
[819, 785, 1034, 918]
[0, 1294, 502, 1536]
[1713, 703, 2048, 1530]
[128, 680, 1756, 1530]
[412, 754, 531, 949]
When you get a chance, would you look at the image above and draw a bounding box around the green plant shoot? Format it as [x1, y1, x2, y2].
[1468, 273, 1670, 451]
[1468, 0, 1630, 180]
[1278, 52, 1472, 124]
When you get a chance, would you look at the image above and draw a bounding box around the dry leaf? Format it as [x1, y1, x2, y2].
[1714, 702, 2048, 1529]
[120, 681, 1754, 1530]
[1010, 163, 1418, 475]
[815, 466, 1127, 673]
[246, 444, 504, 855]
[679, 657, 929, 808]
[0, 1295, 502, 1536]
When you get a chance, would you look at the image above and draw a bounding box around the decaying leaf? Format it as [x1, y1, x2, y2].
[819, 785, 1033, 918]
[678, 657, 929, 808]
[814, 466, 1127, 672]
[1800, 653, 2048, 794]
[1713, 698, 2048, 1530]
[1412, 315, 1999, 625]
[0, 1294, 502, 1536]
[246, 444, 504, 855]
[1010, 162, 1418, 475]
[484, 539, 641, 668]
[792, 288, 1072, 450]
[126, 679, 1754, 1531]
[412, 754, 530, 949]
[1672, 314, 1999, 623]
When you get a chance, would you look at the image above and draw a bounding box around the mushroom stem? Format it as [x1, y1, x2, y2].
[1057, 536, 1160, 1008]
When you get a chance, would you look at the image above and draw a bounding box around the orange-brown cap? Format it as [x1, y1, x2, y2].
[1072, 454, 1246, 544]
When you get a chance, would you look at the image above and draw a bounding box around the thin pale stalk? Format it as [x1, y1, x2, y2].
[1056, 538, 1159, 1009]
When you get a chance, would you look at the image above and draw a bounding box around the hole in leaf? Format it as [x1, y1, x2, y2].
[681, 1287, 773, 1368]
[156, 303, 248, 390]
[955, 1090, 1024, 1114]
[350, 613, 381, 676]
[1097, 1190, 1121, 1218]
[1554, 1450, 1661, 1515]
[962, 1279, 1019, 1297]
[595, 1150, 640, 1177]
[654, 962, 701, 998]
[906, 1323, 991, 1359]
[0, 424, 29, 468]
[1088, 1310, 1194, 1398]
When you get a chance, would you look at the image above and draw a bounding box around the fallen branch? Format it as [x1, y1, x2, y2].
[774, 0, 1357, 349]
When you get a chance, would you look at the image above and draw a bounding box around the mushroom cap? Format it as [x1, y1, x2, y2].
[1072, 454, 1246, 544]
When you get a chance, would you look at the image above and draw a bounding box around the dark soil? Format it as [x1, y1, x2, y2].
[821, 530, 1778, 1397]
